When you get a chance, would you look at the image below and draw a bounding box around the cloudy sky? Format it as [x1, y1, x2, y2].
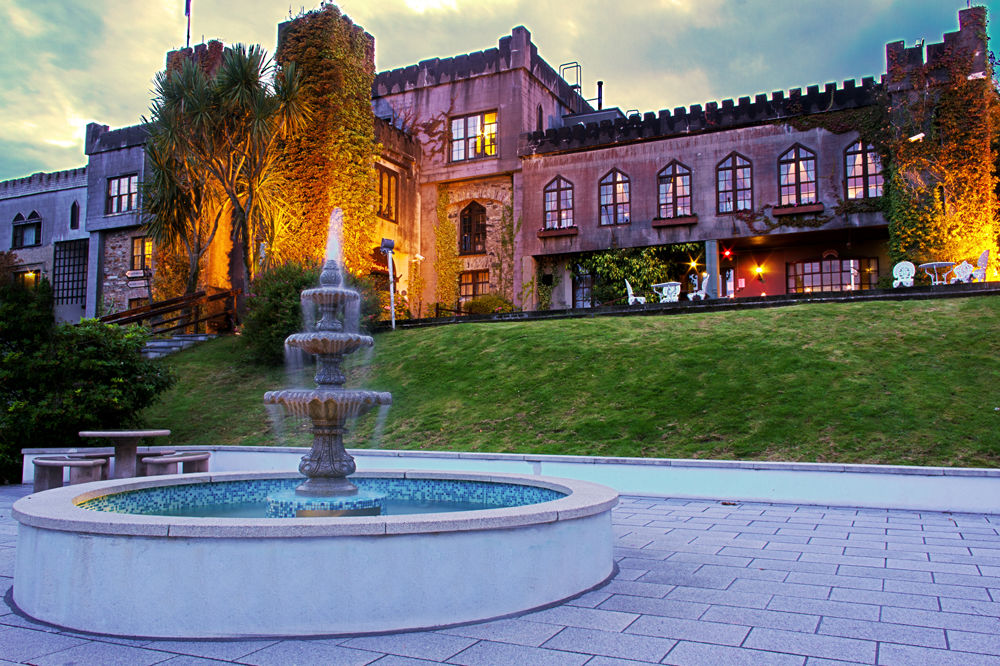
[0, 0, 994, 181]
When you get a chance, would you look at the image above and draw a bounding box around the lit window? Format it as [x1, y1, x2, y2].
[450, 111, 497, 162]
[778, 145, 817, 206]
[459, 270, 490, 301]
[106, 174, 139, 214]
[845, 141, 883, 199]
[12, 211, 41, 249]
[787, 257, 878, 293]
[657, 162, 692, 218]
[543, 177, 574, 229]
[459, 202, 487, 255]
[13, 269, 39, 289]
[599, 169, 630, 225]
[717, 153, 752, 213]
[131, 236, 152, 271]
[376, 164, 398, 223]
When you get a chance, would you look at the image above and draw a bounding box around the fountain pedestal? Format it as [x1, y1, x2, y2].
[263, 223, 392, 513]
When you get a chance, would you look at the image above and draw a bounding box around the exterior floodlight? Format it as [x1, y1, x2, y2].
[380, 238, 396, 330]
[908, 133, 925, 142]
[414, 253, 424, 261]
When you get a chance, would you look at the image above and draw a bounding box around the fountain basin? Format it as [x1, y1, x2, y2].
[12, 470, 618, 638]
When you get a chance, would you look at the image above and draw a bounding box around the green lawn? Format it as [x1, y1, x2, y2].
[143, 295, 1000, 467]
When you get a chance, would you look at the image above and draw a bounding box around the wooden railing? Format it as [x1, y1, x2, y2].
[99, 288, 239, 335]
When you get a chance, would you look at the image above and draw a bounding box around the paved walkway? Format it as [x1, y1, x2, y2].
[2, 484, 999, 665]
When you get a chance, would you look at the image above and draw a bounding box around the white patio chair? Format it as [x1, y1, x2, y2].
[949, 261, 974, 284]
[973, 249, 989, 282]
[690, 273, 710, 301]
[892, 261, 915, 288]
[625, 280, 645, 305]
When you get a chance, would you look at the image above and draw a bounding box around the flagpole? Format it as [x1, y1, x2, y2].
[185, 0, 191, 48]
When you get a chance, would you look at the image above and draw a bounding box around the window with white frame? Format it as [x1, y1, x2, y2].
[106, 174, 139, 214]
[599, 169, 630, 225]
[845, 141, 883, 199]
[657, 161, 692, 218]
[717, 153, 752, 213]
[543, 176, 574, 228]
[778, 144, 817, 206]
[450, 111, 497, 162]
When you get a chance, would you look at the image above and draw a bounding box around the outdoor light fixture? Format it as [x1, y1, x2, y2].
[908, 132, 925, 142]
[380, 238, 396, 330]
[754, 265, 765, 282]
[414, 253, 424, 261]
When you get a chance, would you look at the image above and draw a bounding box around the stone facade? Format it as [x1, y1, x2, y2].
[0, 167, 89, 322]
[99, 228, 153, 315]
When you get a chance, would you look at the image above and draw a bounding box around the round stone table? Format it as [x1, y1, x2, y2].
[77, 430, 171, 479]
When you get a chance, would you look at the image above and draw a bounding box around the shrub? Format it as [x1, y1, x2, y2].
[241, 262, 320, 365]
[463, 294, 516, 315]
[0, 304, 175, 482]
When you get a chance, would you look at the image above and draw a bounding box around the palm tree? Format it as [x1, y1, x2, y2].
[146, 43, 307, 313]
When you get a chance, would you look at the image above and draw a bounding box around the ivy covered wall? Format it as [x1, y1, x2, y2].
[274, 5, 378, 276]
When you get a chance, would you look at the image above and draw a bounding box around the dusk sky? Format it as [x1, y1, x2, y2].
[0, 0, 995, 181]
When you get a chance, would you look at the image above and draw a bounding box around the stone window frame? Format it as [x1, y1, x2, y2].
[449, 111, 498, 163]
[459, 269, 490, 301]
[657, 161, 693, 219]
[106, 173, 139, 215]
[70, 201, 81, 230]
[375, 163, 399, 223]
[778, 144, 818, 207]
[598, 169, 631, 226]
[717, 152, 753, 214]
[131, 236, 153, 271]
[844, 141, 884, 200]
[459, 201, 487, 256]
[543, 176, 574, 229]
[11, 211, 41, 249]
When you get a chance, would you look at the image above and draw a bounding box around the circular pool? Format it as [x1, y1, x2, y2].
[12, 470, 618, 638]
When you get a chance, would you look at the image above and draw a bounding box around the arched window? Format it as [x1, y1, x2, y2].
[70, 201, 80, 230]
[459, 202, 487, 255]
[845, 141, 883, 200]
[543, 177, 574, 229]
[657, 162, 692, 218]
[717, 153, 752, 213]
[599, 169, 630, 225]
[778, 144, 817, 206]
[12, 212, 41, 249]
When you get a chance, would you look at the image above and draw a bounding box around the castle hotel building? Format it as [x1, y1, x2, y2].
[1, 6, 989, 319]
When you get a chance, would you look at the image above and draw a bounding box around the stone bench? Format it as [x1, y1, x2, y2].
[139, 451, 211, 476]
[136, 450, 177, 476]
[33, 456, 109, 493]
[66, 452, 113, 480]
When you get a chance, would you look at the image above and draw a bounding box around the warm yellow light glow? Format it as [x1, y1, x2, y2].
[689, 261, 698, 270]
[754, 265, 764, 275]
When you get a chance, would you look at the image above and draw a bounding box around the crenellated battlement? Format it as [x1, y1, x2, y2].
[885, 6, 987, 93]
[522, 77, 879, 155]
[166, 40, 225, 75]
[0, 166, 87, 198]
[372, 26, 589, 114]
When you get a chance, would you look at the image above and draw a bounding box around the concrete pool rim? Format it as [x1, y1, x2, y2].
[12, 469, 619, 638]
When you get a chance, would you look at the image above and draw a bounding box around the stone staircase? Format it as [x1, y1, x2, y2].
[142, 333, 217, 358]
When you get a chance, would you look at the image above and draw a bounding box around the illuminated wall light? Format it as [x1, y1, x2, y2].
[754, 265, 765, 282]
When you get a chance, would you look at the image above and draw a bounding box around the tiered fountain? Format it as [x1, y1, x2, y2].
[263, 210, 392, 516]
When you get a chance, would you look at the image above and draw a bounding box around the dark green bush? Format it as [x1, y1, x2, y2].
[0, 288, 175, 483]
[463, 294, 516, 315]
[242, 262, 320, 365]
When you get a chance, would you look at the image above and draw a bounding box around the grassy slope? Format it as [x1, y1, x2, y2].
[144, 296, 1000, 467]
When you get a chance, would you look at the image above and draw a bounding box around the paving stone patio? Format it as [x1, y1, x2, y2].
[2, 484, 999, 665]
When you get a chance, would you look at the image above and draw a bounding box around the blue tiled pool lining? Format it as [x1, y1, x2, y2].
[77, 476, 566, 517]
